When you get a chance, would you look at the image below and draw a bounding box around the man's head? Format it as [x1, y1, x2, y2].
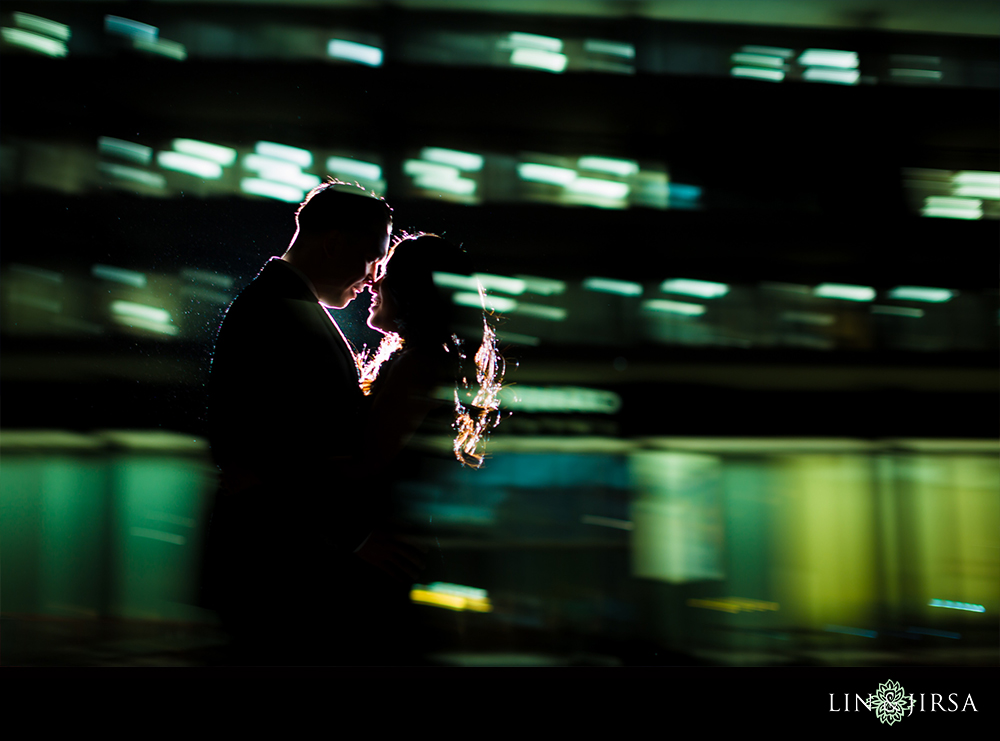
[285, 180, 392, 309]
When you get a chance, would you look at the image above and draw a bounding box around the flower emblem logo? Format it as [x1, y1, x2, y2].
[868, 680, 914, 725]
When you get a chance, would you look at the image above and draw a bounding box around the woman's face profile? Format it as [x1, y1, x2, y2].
[366, 274, 398, 333]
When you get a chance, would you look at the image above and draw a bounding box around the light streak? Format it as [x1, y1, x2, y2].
[327, 39, 383, 67]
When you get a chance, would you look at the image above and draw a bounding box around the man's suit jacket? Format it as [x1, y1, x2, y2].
[205, 258, 373, 595]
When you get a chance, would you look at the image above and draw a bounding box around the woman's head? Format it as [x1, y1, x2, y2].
[367, 234, 472, 346]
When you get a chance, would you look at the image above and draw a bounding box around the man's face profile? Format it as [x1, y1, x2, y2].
[315, 224, 390, 309]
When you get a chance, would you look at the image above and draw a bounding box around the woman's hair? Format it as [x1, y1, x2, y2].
[356, 233, 506, 467]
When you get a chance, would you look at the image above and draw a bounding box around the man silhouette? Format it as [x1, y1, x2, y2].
[202, 180, 423, 665]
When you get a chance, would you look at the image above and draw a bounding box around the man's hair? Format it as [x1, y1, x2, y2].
[294, 178, 392, 236]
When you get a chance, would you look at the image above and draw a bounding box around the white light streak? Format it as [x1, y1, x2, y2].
[798, 49, 858, 69]
[584, 39, 634, 58]
[516, 276, 567, 295]
[505, 32, 563, 52]
[171, 139, 236, 166]
[157, 151, 223, 179]
[929, 599, 985, 613]
[92, 264, 147, 288]
[475, 274, 527, 295]
[510, 48, 568, 73]
[731, 66, 785, 82]
[813, 283, 875, 302]
[105, 15, 157, 41]
[13, 13, 71, 41]
[240, 178, 306, 203]
[888, 286, 955, 303]
[10, 265, 63, 283]
[565, 177, 629, 199]
[890, 68, 942, 80]
[326, 157, 382, 181]
[583, 277, 643, 296]
[134, 38, 186, 61]
[110, 301, 169, 323]
[512, 303, 568, 321]
[1, 28, 68, 57]
[502, 386, 621, 413]
[730, 53, 786, 67]
[403, 160, 461, 180]
[327, 39, 383, 67]
[517, 162, 577, 185]
[660, 278, 729, 299]
[453, 292, 517, 313]
[803, 68, 860, 85]
[414, 174, 477, 195]
[255, 141, 312, 168]
[953, 171, 1000, 187]
[642, 299, 706, 316]
[577, 157, 639, 176]
[922, 196, 982, 219]
[420, 148, 484, 172]
[432, 272, 480, 291]
[98, 137, 153, 164]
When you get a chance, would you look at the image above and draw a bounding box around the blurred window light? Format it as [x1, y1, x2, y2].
[243, 156, 320, 190]
[327, 39, 383, 67]
[731, 67, 785, 82]
[921, 196, 982, 219]
[240, 178, 305, 203]
[512, 303, 568, 321]
[99, 163, 166, 190]
[871, 305, 924, 318]
[510, 48, 568, 73]
[516, 276, 566, 295]
[475, 274, 527, 295]
[326, 156, 382, 182]
[798, 49, 858, 69]
[13, 13, 71, 41]
[577, 156, 639, 177]
[98, 137, 153, 165]
[255, 141, 312, 168]
[453, 292, 517, 313]
[642, 299, 706, 316]
[781, 310, 835, 326]
[583, 277, 643, 296]
[505, 32, 563, 53]
[157, 151, 223, 179]
[661, 278, 729, 299]
[172, 139, 236, 166]
[110, 301, 177, 335]
[413, 174, 477, 196]
[803, 68, 860, 85]
[420, 148, 484, 172]
[813, 283, 875, 301]
[517, 162, 577, 185]
[10, 264, 63, 283]
[890, 69, 943, 80]
[104, 16, 158, 42]
[888, 286, 955, 303]
[565, 177, 629, 199]
[432, 272, 480, 292]
[584, 39, 635, 58]
[929, 599, 985, 613]
[730, 53, 787, 68]
[92, 264, 147, 288]
[1, 28, 68, 57]
[501, 386, 622, 413]
[134, 38, 186, 61]
[404, 159, 460, 180]
[952, 171, 1000, 199]
[668, 183, 702, 207]
[742, 45, 794, 58]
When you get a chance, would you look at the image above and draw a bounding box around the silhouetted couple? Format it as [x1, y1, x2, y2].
[201, 180, 486, 666]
